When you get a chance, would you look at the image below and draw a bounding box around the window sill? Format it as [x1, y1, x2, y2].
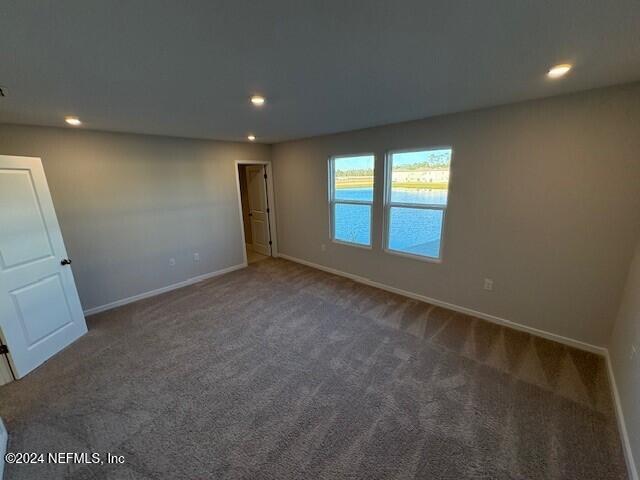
[383, 247, 442, 264]
[331, 239, 373, 250]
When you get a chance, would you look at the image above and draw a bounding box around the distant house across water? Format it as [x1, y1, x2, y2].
[391, 168, 449, 184]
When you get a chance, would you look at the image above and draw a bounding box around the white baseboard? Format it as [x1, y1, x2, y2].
[0, 418, 7, 480]
[83, 262, 247, 316]
[277, 253, 606, 355]
[605, 352, 638, 480]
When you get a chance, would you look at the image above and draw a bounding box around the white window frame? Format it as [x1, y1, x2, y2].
[383, 146, 453, 263]
[328, 153, 375, 249]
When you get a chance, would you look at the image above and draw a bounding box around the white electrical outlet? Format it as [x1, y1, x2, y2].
[193, 253, 200, 262]
[483, 278, 493, 291]
[169, 258, 176, 266]
[321, 244, 326, 252]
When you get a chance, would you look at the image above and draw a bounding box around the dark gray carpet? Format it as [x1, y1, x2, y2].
[0, 258, 628, 479]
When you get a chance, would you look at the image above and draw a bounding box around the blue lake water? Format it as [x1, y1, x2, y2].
[336, 187, 447, 205]
[334, 187, 445, 257]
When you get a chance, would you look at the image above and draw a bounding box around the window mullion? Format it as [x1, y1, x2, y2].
[388, 202, 446, 210]
[334, 199, 372, 206]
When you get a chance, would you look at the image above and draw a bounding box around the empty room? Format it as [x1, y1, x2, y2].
[1, 2, 639, 479]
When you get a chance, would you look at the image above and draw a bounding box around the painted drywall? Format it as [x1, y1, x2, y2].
[271, 82, 640, 347]
[0, 125, 270, 311]
[609, 238, 640, 477]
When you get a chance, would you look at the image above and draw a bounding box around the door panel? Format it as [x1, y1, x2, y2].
[246, 165, 271, 256]
[0, 169, 54, 268]
[0, 155, 87, 378]
[11, 274, 73, 345]
[251, 219, 268, 245]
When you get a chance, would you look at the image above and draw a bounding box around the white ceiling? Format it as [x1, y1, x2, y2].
[1, 1, 639, 143]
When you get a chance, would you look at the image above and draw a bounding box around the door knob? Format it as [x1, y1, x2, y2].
[61, 258, 72, 266]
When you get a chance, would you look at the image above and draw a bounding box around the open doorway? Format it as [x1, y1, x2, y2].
[236, 161, 276, 264]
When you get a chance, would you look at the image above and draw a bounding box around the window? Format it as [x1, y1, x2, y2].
[384, 148, 452, 260]
[329, 154, 375, 247]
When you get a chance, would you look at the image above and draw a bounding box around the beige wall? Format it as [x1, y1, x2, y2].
[0, 125, 270, 311]
[609, 239, 640, 476]
[272, 82, 640, 347]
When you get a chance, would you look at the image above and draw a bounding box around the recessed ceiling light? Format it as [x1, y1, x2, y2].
[247, 134, 256, 141]
[65, 116, 82, 126]
[250, 95, 266, 107]
[547, 64, 572, 78]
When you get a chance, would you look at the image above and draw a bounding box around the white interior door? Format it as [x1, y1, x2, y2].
[0, 155, 87, 379]
[246, 165, 271, 256]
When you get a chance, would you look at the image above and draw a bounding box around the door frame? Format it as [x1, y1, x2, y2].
[234, 160, 278, 265]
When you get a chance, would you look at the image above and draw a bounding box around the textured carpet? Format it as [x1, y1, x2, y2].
[0, 258, 628, 479]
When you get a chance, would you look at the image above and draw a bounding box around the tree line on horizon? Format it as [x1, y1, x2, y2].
[336, 160, 450, 177]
